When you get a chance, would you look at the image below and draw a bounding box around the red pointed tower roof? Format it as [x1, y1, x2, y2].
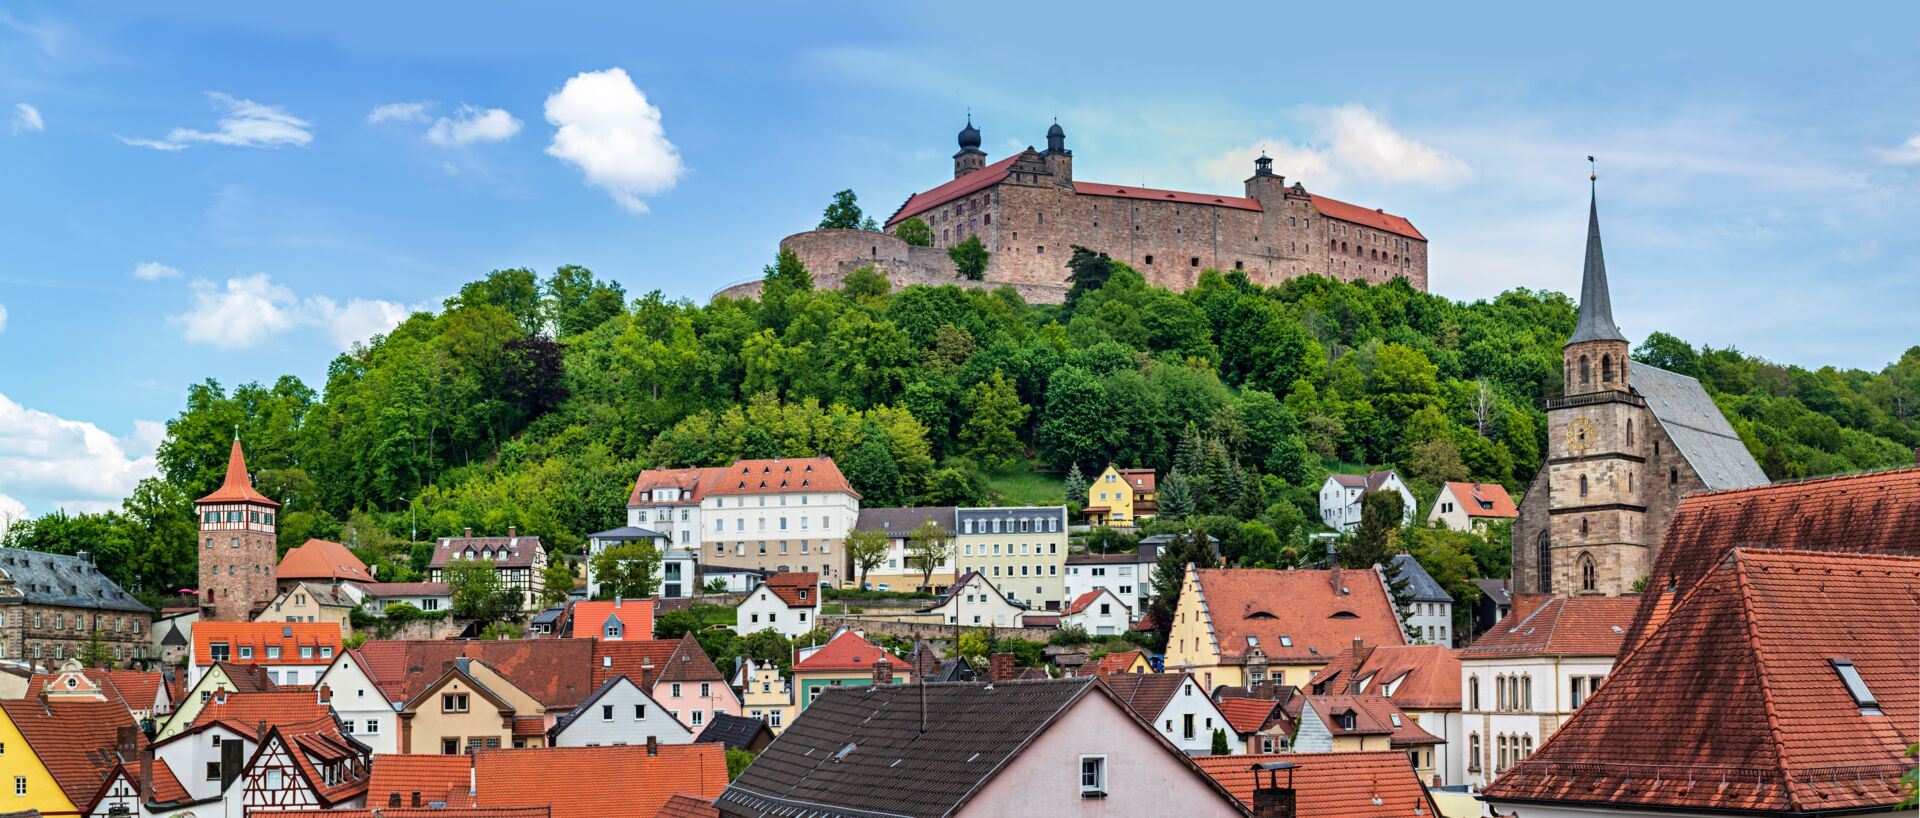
[196, 439, 279, 506]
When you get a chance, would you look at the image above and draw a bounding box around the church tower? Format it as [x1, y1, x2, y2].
[195, 439, 280, 621]
[1540, 183, 1649, 596]
[954, 116, 986, 178]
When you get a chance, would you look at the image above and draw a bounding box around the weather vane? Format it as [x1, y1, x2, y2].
[1588, 155, 1597, 182]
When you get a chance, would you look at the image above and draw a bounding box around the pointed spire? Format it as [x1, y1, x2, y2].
[1568, 168, 1626, 345]
[196, 438, 279, 506]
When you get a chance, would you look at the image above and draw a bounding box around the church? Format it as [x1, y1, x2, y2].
[1510, 185, 1769, 597]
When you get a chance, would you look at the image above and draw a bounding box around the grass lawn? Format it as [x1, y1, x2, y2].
[987, 460, 1065, 506]
[691, 602, 737, 627]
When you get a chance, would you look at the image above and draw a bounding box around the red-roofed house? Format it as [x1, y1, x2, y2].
[1086, 648, 1153, 676]
[1193, 751, 1442, 818]
[366, 743, 728, 818]
[1485, 550, 1920, 817]
[1165, 566, 1408, 692]
[1309, 640, 1462, 783]
[1426, 481, 1519, 530]
[1100, 671, 1238, 756]
[1293, 693, 1443, 775]
[26, 659, 173, 722]
[1083, 465, 1158, 528]
[790, 631, 909, 710]
[1215, 694, 1297, 754]
[428, 529, 550, 612]
[190, 620, 343, 688]
[735, 572, 819, 639]
[592, 635, 741, 732]
[697, 458, 861, 585]
[0, 697, 184, 817]
[150, 688, 341, 807]
[1456, 593, 1639, 787]
[276, 538, 374, 586]
[567, 597, 655, 641]
[1058, 587, 1130, 635]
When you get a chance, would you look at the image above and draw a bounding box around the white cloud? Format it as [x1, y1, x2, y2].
[171, 273, 414, 351]
[120, 92, 313, 151]
[133, 261, 183, 281]
[10, 102, 43, 134]
[0, 493, 27, 536]
[368, 101, 432, 124]
[1877, 134, 1920, 165]
[427, 105, 521, 146]
[544, 67, 683, 213]
[1200, 104, 1469, 191]
[0, 393, 160, 517]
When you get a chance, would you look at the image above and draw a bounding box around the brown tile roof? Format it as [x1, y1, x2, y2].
[1117, 467, 1158, 493]
[1302, 694, 1441, 746]
[629, 466, 729, 506]
[1216, 696, 1279, 735]
[592, 638, 683, 688]
[194, 621, 343, 667]
[792, 631, 907, 674]
[1623, 466, 1920, 651]
[1306, 643, 1461, 710]
[1460, 594, 1636, 658]
[761, 572, 818, 608]
[1193, 751, 1440, 818]
[570, 598, 655, 639]
[1097, 671, 1191, 720]
[1330, 470, 1402, 491]
[657, 793, 721, 818]
[1091, 649, 1147, 675]
[369, 745, 727, 818]
[430, 535, 545, 569]
[1191, 567, 1406, 665]
[187, 690, 330, 740]
[1485, 549, 1920, 813]
[1438, 481, 1518, 518]
[356, 639, 597, 709]
[360, 581, 452, 598]
[706, 457, 855, 498]
[276, 538, 372, 582]
[262, 716, 373, 805]
[0, 698, 142, 807]
[196, 439, 278, 506]
[215, 660, 281, 692]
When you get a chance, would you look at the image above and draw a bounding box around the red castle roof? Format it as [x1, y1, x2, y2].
[197, 439, 278, 506]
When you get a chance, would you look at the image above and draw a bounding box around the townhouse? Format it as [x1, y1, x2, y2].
[1307, 640, 1462, 784]
[952, 505, 1069, 609]
[1081, 465, 1158, 529]
[1317, 470, 1415, 531]
[593, 634, 741, 731]
[1101, 671, 1239, 756]
[428, 528, 549, 612]
[848, 506, 957, 593]
[790, 631, 909, 710]
[698, 458, 861, 584]
[545, 674, 693, 748]
[1164, 566, 1407, 691]
[189, 621, 343, 688]
[734, 572, 819, 639]
[1059, 587, 1131, 635]
[1424, 481, 1517, 531]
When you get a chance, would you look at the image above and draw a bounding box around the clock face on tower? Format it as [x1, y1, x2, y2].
[1567, 416, 1596, 455]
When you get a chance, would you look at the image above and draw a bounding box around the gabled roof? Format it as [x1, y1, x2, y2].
[1461, 594, 1636, 659]
[1098, 671, 1193, 720]
[760, 572, 819, 608]
[695, 712, 774, 751]
[1307, 643, 1461, 710]
[1623, 465, 1920, 651]
[1115, 467, 1157, 493]
[1631, 364, 1771, 491]
[706, 457, 855, 498]
[1328, 470, 1402, 492]
[0, 547, 152, 613]
[430, 535, 545, 569]
[369, 745, 728, 818]
[1190, 567, 1406, 665]
[0, 698, 143, 808]
[215, 660, 281, 692]
[1473, 578, 1509, 607]
[792, 631, 907, 675]
[1062, 588, 1120, 617]
[1437, 481, 1517, 518]
[885, 154, 1022, 225]
[550, 675, 671, 738]
[853, 507, 955, 536]
[196, 439, 279, 506]
[194, 621, 343, 666]
[361, 581, 452, 598]
[1302, 694, 1440, 746]
[921, 571, 1028, 613]
[1091, 649, 1147, 676]
[276, 538, 373, 582]
[628, 466, 730, 507]
[1385, 554, 1451, 604]
[1193, 751, 1440, 818]
[28, 667, 168, 714]
[570, 598, 655, 639]
[1485, 550, 1920, 813]
[658, 794, 721, 818]
[250, 717, 372, 805]
[186, 690, 331, 741]
[270, 580, 359, 610]
[355, 639, 597, 709]
[717, 677, 1247, 818]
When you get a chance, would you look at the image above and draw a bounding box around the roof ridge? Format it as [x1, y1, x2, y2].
[1728, 550, 1800, 808]
[1688, 465, 1920, 500]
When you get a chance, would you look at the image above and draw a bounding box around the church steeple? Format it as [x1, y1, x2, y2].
[1568, 180, 1625, 345]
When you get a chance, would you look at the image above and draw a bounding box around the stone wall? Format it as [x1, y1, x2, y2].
[820, 613, 1055, 643]
[0, 603, 152, 669]
[713, 230, 1070, 304]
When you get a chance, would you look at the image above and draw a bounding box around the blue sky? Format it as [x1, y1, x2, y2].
[3, 1, 1918, 521]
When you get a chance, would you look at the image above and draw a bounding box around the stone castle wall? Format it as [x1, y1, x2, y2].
[713, 229, 1071, 304]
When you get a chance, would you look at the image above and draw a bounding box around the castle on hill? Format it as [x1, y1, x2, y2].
[720, 119, 1429, 302]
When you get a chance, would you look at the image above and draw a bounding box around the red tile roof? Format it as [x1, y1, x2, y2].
[1309, 194, 1426, 241]
[1624, 466, 1920, 651]
[355, 639, 597, 709]
[1485, 549, 1920, 813]
[628, 466, 730, 507]
[1195, 751, 1439, 818]
[1438, 481, 1517, 518]
[1192, 567, 1407, 665]
[1117, 467, 1157, 494]
[1461, 594, 1636, 658]
[1307, 643, 1461, 710]
[570, 598, 655, 639]
[194, 621, 343, 666]
[187, 690, 330, 740]
[1098, 672, 1193, 721]
[0, 698, 143, 807]
[762, 572, 819, 608]
[1091, 649, 1147, 675]
[1216, 696, 1280, 735]
[368, 745, 728, 818]
[885, 154, 1022, 225]
[25, 668, 168, 713]
[276, 538, 373, 582]
[592, 638, 683, 687]
[1062, 590, 1106, 617]
[196, 439, 279, 506]
[285, 810, 551, 818]
[656, 793, 720, 818]
[1303, 694, 1441, 746]
[705, 458, 855, 498]
[793, 631, 907, 674]
[361, 581, 452, 598]
[1074, 182, 1261, 212]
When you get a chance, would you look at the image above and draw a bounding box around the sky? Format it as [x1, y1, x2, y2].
[3, 1, 1919, 522]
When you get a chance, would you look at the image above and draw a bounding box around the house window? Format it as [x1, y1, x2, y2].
[603, 705, 615, 721]
[1468, 733, 1481, 771]
[239, 646, 253, 660]
[700, 683, 712, 698]
[1570, 677, 1585, 708]
[634, 704, 646, 719]
[691, 710, 704, 726]
[1468, 675, 1480, 710]
[366, 720, 380, 734]
[206, 762, 222, 781]
[1079, 755, 1107, 797]
[1182, 713, 1195, 740]
[671, 683, 682, 698]
[443, 693, 469, 713]
[211, 643, 230, 662]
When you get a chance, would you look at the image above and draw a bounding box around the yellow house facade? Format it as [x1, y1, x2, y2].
[157, 662, 267, 740]
[0, 703, 79, 817]
[1164, 565, 1409, 692]
[737, 658, 797, 734]
[254, 581, 355, 631]
[1082, 466, 1157, 529]
[400, 657, 551, 754]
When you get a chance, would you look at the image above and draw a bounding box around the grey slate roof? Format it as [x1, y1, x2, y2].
[1474, 578, 1511, 606]
[1630, 364, 1770, 490]
[586, 526, 667, 541]
[1387, 554, 1452, 603]
[1137, 533, 1221, 564]
[549, 674, 638, 737]
[1569, 189, 1626, 344]
[0, 547, 152, 613]
[430, 535, 544, 569]
[717, 678, 1102, 818]
[854, 506, 955, 537]
[696, 712, 775, 751]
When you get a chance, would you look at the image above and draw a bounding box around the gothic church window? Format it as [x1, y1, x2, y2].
[1536, 532, 1551, 594]
[1580, 553, 1598, 592]
[1601, 355, 1614, 382]
[1626, 419, 1634, 446]
[1579, 355, 1591, 384]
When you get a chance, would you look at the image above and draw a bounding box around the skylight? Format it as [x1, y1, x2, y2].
[1830, 659, 1881, 714]
[1279, 636, 1293, 647]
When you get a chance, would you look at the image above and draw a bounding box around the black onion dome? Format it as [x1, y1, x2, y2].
[958, 118, 982, 151]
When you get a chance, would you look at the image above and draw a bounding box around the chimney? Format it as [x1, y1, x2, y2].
[220, 738, 244, 791]
[989, 653, 1016, 683]
[140, 737, 155, 806]
[646, 735, 658, 757]
[508, 525, 517, 538]
[1251, 762, 1298, 818]
[214, 688, 227, 705]
[871, 659, 893, 686]
[115, 724, 138, 759]
[464, 527, 472, 537]
[318, 684, 332, 705]
[614, 596, 622, 608]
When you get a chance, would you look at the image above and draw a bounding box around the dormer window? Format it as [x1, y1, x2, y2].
[1831, 659, 1881, 714]
[1337, 712, 1357, 730]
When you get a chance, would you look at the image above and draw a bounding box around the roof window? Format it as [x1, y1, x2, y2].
[1830, 659, 1881, 714]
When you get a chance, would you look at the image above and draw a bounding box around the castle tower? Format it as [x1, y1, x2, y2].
[1244, 153, 1287, 203]
[954, 117, 986, 179]
[195, 439, 280, 621]
[1041, 120, 1073, 185]
[1541, 183, 1648, 596]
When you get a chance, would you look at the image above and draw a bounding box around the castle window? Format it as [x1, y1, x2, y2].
[1580, 553, 1598, 592]
[1580, 518, 1590, 536]
[1601, 354, 1615, 382]
[1235, 261, 1244, 270]
[1626, 419, 1634, 446]
[1036, 246, 1045, 254]
[983, 213, 990, 225]
[1579, 355, 1591, 384]
[1579, 475, 1588, 497]
[1037, 212, 1044, 225]
[1670, 467, 1679, 485]
[1190, 257, 1199, 267]
[1144, 255, 1154, 265]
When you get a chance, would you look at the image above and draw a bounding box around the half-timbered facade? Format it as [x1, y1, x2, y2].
[239, 720, 371, 814]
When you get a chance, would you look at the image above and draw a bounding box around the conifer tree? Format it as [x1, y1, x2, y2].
[1063, 463, 1089, 505]
[1157, 470, 1195, 520]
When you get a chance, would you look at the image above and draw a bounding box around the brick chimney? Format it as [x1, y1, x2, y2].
[989, 652, 1016, 683]
[1251, 762, 1298, 818]
[872, 658, 893, 686]
[508, 526, 517, 538]
[464, 527, 472, 537]
[318, 684, 332, 705]
[646, 735, 658, 757]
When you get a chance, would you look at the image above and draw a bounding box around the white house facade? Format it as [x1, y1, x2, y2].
[1063, 553, 1151, 620]
[316, 650, 398, 755]
[1059, 588, 1131, 636]
[735, 573, 820, 639]
[1318, 470, 1416, 532]
[549, 675, 694, 748]
[922, 572, 1033, 628]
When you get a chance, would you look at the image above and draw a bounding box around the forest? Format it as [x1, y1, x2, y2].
[7, 236, 1918, 612]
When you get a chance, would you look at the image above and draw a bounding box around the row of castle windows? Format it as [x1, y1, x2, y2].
[1573, 354, 1620, 386]
[202, 510, 275, 526]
